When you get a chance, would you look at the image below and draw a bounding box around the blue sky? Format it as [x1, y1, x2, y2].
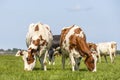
[0, 0, 120, 50]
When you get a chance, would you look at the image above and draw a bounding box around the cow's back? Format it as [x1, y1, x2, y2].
[26, 22, 53, 49]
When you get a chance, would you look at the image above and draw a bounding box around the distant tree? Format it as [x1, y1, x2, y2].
[116, 50, 120, 54]
[7, 49, 12, 52]
[0, 49, 4, 51]
[12, 48, 18, 52]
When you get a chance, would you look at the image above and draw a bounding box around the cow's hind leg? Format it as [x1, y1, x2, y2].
[62, 54, 66, 70]
[74, 57, 82, 71]
[104, 55, 108, 63]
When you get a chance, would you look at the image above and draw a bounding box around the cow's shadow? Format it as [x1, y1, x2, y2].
[33, 67, 88, 72]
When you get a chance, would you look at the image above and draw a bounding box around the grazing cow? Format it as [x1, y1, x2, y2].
[60, 25, 97, 72]
[16, 22, 53, 71]
[96, 41, 117, 63]
[16, 50, 36, 71]
[48, 35, 61, 65]
[87, 42, 97, 52]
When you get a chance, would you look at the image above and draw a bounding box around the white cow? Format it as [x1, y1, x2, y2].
[16, 22, 53, 71]
[96, 41, 117, 63]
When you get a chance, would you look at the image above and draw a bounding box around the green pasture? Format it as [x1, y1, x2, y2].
[0, 54, 120, 80]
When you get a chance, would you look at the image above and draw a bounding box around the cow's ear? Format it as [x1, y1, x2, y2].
[15, 50, 24, 56]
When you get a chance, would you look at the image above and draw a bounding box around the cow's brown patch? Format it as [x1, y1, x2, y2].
[32, 39, 40, 46]
[42, 40, 48, 46]
[69, 35, 77, 50]
[85, 54, 95, 71]
[74, 28, 82, 34]
[34, 25, 39, 31]
[39, 35, 48, 46]
[27, 49, 35, 64]
[19, 51, 24, 56]
[60, 26, 74, 46]
[87, 43, 97, 51]
[39, 35, 44, 40]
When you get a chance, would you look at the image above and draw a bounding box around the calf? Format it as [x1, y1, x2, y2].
[96, 41, 117, 63]
[16, 22, 53, 71]
[60, 25, 97, 72]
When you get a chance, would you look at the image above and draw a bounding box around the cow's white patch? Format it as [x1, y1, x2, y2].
[75, 31, 84, 38]
[71, 49, 81, 58]
[29, 43, 38, 50]
[15, 50, 22, 56]
[91, 54, 97, 72]
[63, 25, 79, 50]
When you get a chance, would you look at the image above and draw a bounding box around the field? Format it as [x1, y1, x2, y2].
[0, 54, 120, 80]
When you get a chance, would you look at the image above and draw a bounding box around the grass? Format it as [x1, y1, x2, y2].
[0, 54, 120, 80]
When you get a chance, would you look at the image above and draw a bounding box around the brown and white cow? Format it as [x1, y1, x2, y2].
[16, 50, 36, 71]
[87, 42, 97, 52]
[60, 25, 97, 72]
[96, 41, 117, 63]
[16, 22, 53, 71]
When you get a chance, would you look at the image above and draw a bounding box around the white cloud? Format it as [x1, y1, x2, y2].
[70, 5, 81, 11]
[68, 4, 93, 12]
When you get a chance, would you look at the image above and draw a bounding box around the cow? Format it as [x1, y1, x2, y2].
[48, 35, 61, 65]
[87, 42, 97, 52]
[60, 25, 97, 72]
[16, 50, 36, 71]
[16, 22, 53, 71]
[96, 41, 117, 63]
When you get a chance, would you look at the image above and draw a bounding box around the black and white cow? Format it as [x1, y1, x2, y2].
[48, 35, 61, 65]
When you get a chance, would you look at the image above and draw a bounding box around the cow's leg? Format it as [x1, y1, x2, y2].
[69, 53, 75, 71]
[51, 55, 55, 65]
[48, 49, 54, 65]
[97, 51, 101, 63]
[74, 57, 82, 71]
[104, 55, 108, 63]
[111, 52, 115, 63]
[39, 50, 47, 71]
[43, 50, 48, 71]
[62, 54, 66, 69]
[48, 53, 52, 65]
[39, 55, 44, 70]
[109, 51, 113, 63]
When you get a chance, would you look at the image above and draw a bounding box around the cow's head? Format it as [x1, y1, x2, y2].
[15, 50, 36, 71]
[85, 52, 97, 72]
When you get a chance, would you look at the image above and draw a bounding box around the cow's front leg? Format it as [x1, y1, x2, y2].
[69, 53, 75, 71]
[43, 50, 48, 71]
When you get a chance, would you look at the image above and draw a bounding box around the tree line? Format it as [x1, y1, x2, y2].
[0, 48, 24, 54]
[0, 48, 120, 55]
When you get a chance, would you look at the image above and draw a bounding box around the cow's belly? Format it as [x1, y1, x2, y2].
[99, 47, 108, 53]
[71, 49, 81, 58]
[61, 47, 81, 58]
